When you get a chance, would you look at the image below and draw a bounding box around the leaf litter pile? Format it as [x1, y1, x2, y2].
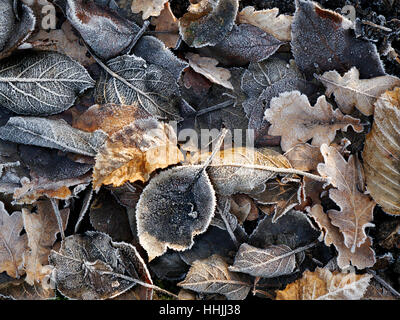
[0, 0, 400, 301]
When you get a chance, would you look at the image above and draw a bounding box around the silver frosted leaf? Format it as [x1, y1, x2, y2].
[96, 54, 182, 121]
[228, 243, 296, 278]
[0, 51, 95, 115]
[0, 0, 15, 52]
[0, 117, 108, 157]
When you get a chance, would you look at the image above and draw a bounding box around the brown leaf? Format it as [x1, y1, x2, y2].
[275, 267, 372, 300]
[264, 91, 363, 152]
[0, 279, 55, 300]
[0, 202, 27, 278]
[317, 68, 400, 116]
[131, 0, 168, 19]
[186, 53, 233, 90]
[308, 204, 376, 269]
[230, 194, 258, 223]
[22, 200, 69, 286]
[284, 143, 323, 172]
[178, 254, 251, 300]
[152, 2, 180, 48]
[318, 144, 376, 251]
[363, 88, 400, 215]
[237, 6, 293, 41]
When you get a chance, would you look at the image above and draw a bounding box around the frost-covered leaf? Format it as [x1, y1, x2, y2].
[291, 0, 385, 79]
[93, 115, 183, 189]
[152, 2, 180, 48]
[275, 267, 372, 300]
[149, 251, 189, 281]
[178, 254, 251, 300]
[0, 1, 35, 60]
[95, 54, 182, 121]
[131, 0, 168, 20]
[0, 278, 55, 300]
[179, 0, 238, 48]
[49, 232, 152, 300]
[133, 36, 188, 82]
[186, 53, 233, 90]
[0, 117, 108, 157]
[229, 243, 296, 278]
[237, 6, 293, 42]
[0, 202, 27, 278]
[284, 143, 323, 172]
[0, 51, 95, 116]
[190, 147, 292, 195]
[317, 68, 400, 116]
[136, 166, 216, 261]
[264, 91, 363, 152]
[363, 88, 400, 215]
[199, 24, 283, 66]
[58, 0, 140, 60]
[308, 204, 376, 269]
[318, 144, 376, 251]
[22, 200, 69, 286]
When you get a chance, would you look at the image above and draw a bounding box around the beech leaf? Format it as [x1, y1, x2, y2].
[0, 51, 95, 116]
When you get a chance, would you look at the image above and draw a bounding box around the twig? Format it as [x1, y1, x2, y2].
[195, 99, 236, 117]
[367, 269, 400, 299]
[125, 21, 150, 53]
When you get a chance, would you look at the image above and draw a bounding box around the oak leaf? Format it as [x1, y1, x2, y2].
[317, 68, 400, 116]
[363, 88, 400, 215]
[275, 267, 372, 300]
[264, 91, 363, 152]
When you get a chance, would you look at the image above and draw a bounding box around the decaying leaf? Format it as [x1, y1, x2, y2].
[291, 0, 385, 79]
[93, 115, 183, 189]
[317, 68, 400, 116]
[0, 202, 27, 278]
[136, 166, 216, 261]
[265, 91, 363, 152]
[178, 254, 251, 300]
[363, 88, 400, 215]
[0, 278, 55, 300]
[22, 201, 69, 286]
[308, 204, 376, 269]
[0, 117, 108, 157]
[237, 6, 293, 42]
[0, 51, 94, 116]
[131, 0, 168, 20]
[190, 147, 292, 195]
[58, 0, 141, 60]
[284, 143, 323, 172]
[49, 232, 152, 300]
[229, 243, 296, 278]
[95, 54, 182, 121]
[275, 267, 372, 300]
[152, 2, 180, 48]
[179, 0, 238, 48]
[318, 144, 376, 251]
[186, 53, 233, 90]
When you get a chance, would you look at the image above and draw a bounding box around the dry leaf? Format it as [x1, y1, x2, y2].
[275, 267, 372, 300]
[0, 278, 55, 300]
[317, 67, 400, 116]
[186, 53, 233, 90]
[152, 2, 180, 48]
[284, 143, 323, 172]
[0, 202, 27, 278]
[264, 91, 363, 152]
[318, 144, 376, 251]
[131, 0, 168, 20]
[178, 254, 251, 300]
[22, 200, 69, 286]
[363, 88, 400, 215]
[93, 115, 183, 189]
[308, 204, 376, 269]
[230, 194, 258, 223]
[237, 6, 293, 42]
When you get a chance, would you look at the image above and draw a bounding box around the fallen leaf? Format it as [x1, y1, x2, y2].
[186, 53, 233, 90]
[291, 0, 385, 79]
[179, 0, 238, 48]
[363, 88, 400, 215]
[284, 143, 323, 172]
[152, 2, 180, 48]
[0, 202, 27, 278]
[0, 51, 94, 116]
[178, 254, 251, 300]
[317, 67, 400, 116]
[136, 165, 216, 261]
[149, 251, 189, 281]
[237, 6, 293, 41]
[22, 200, 69, 286]
[264, 91, 363, 152]
[131, 0, 168, 20]
[0, 278, 55, 300]
[275, 267, 372, 300]
[308, 204, 376, 269]
[318, 144, 376, 251]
